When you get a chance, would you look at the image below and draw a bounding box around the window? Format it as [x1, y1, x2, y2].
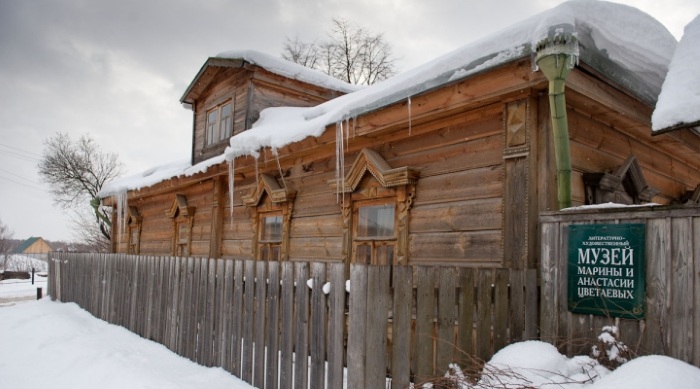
[176, 221, 189, 256]
[354, 203, 396, 265]
[330, 148, 419, 265]
[127, 206, 142, 255]
[205, 101, 233, 146]
[259, 214, 283, 261]
[242, 174, 295, 261]
[166, 194, 195, 257]
[128, 226, 140, 254]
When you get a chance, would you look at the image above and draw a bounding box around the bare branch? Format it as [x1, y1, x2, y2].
[281, 18, 397, 85]
[37, 132, 124, 243]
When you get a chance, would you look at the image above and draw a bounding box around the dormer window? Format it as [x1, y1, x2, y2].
[205, 101, 233, 146]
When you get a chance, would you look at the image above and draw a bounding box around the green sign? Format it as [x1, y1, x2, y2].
[567, 223, 645, 319]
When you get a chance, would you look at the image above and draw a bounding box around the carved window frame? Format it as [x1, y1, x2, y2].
[242, 174, 295, 261]
[127, 206, 142, 255]
[166, 194, 195, 257]
[330, 148, 419, 265]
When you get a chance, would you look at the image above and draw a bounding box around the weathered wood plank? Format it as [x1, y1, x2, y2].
[670, 217, 693, 361]
[310, 262, 327, 389]
[230, 259, 245, 376]
[540, 221, 558, 344]
[391, 265, 413, 389]
[436, 267, 457, 371]
[493, 268, 509, 352]
[524, 269, 538, 340]
[253, 261, 267, 387]
[265, 261, 280, 389]
[475, 269, 493, 361]
[279, 262, 294, 389]
[241, 259, 256, 383]
[366, 265, 390, 388]
[457, 268, 476, 358]
[414, 266, 436, 381]
[326, 262, 346, 389]
[294, 262, 310, 389]
[347, 264, 368, 389]
[510, 269, 525, 343]
[643, 218, 670, 355]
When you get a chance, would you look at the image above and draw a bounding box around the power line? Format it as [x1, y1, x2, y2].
[0, 174, 47, 192]
[0, 142, 42, 158]
[0, 149, 40, 162]
[0, 168, 43, 185]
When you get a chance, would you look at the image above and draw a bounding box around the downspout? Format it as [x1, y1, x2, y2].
[535, 30, 578, 209]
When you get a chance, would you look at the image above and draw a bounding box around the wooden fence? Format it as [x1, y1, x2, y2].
[540, 205, 700, 367]
[48, 253, 537, 388]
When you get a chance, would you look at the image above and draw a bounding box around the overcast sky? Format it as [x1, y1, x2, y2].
[0, 0, 698, 243]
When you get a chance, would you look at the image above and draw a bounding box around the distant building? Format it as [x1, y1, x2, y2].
[14, 237, 53, 255]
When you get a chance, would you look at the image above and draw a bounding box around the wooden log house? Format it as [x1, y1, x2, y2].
[101, 2, 700, 271]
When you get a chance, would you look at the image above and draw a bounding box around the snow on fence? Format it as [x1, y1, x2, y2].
[540, 205, 700, 367]
[47, 254, 537, 388]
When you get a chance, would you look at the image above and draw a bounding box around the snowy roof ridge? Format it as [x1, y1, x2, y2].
[223, 0, 675, 161]
[100, 0, 677, 198]
[651, 14, 700, 133]
[214, 49, 362, 94]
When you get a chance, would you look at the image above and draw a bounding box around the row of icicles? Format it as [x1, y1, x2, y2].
[114, 97, 414, 242]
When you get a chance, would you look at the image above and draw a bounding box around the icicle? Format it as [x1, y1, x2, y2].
[407, 96, 413, 136]
[335, 121, 345, 204]
[273, 149, 288, 193]
[115, 191, 128, 249]
[254, 150, 260, 187]
[228, 158, 235, 225]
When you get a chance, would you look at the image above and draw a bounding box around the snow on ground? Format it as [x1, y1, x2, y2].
[2, 281, 699, 388]
[0, 283, 254, 389]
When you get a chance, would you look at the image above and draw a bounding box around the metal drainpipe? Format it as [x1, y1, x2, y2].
[536, 35, 578, 210]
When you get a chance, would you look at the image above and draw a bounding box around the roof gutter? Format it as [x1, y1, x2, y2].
[535, 28, 579, 209]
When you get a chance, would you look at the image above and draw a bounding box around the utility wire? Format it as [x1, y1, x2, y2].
[0, 142, 42, 158]
[0, 168, 42, 185]
[0, 174, 46, 192]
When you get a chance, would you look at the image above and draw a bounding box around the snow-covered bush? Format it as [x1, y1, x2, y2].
[591, 326, 631, 370]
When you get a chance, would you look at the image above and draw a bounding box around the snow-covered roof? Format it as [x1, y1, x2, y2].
[651, 15, 700, 133]
[180, 50, 361, 104]
[100, 0, 677, 198]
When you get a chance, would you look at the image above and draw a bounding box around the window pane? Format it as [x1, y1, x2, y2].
[131, 228, 139, 244]
[356, 244, 371, 264]
[357, 204, 394, 238]
[178, 223, 189, 244]
[261, 215, 282, 242]
[219, 103, 233, 140]
[206, 110, 218, 145]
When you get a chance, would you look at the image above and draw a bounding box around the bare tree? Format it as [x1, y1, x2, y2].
[282, 18, 397, 85]
[282, 35, 320, 69]
[37, 132, 124, 241]
[0, 217, 14, 271]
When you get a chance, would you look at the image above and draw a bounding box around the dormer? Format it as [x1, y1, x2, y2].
[180, 50, 359, 165]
